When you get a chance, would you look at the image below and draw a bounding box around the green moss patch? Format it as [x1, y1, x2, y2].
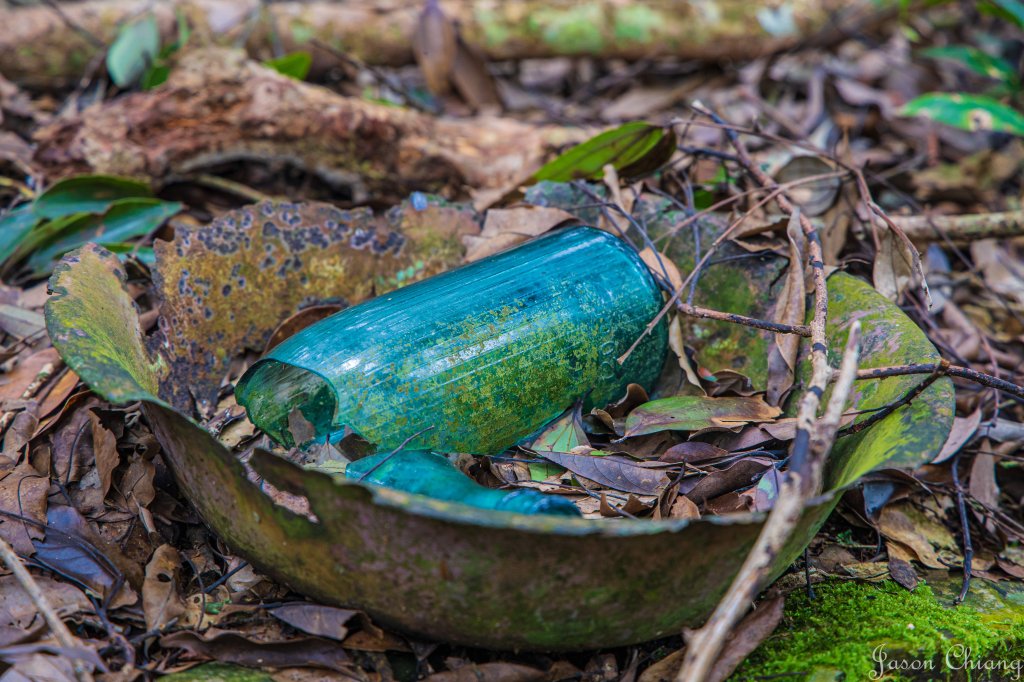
[736, 575, 1024, 680]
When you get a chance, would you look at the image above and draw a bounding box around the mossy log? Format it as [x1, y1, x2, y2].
[30, 48, 582, 199]
[1, 0, 894, 88]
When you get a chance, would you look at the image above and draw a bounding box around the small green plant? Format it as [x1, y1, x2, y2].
[263, 51, 313, 81]
[901, 4, 1024, 136]
[107, 10, 190, 90]
[0, 175, 180, 278]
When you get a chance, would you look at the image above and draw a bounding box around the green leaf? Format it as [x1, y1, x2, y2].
[25, 199, 180, 276]
[106, 14, 161, 87]
[263, 51, 313, 81]
[33, 175, 152, 220]
[0, 205, 40, 265]
[920, 46, 1019, 86]
[530, 122, 676, 183]
[141, 64, 171, 90]
[522, 403, 584, 481]
[5, 213, 88, 271]
[900, 93, 1024, 136]
[104, 243, 156, 265]
[989, 0, 1024, 27]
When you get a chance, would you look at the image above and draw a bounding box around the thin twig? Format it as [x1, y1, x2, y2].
[839, 363, 947, 438]
[892, 209, 1024, 242]
[0, 535, 95, 681]
[815, 322, 862, 449]
[854, 363, 1024, 400]
[676, 303, 811, 337]
[950, 451, 973, 604]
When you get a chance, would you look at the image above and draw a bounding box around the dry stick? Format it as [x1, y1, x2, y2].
[0, 536, 95, 682]
[676, 303, 810, 337]
[892, 208, 1024, 242]
[816, 322, 862, 449]
[854, 364, 1024, 400]
[839, 363, 947, 438]
[676, 107, 833, 682]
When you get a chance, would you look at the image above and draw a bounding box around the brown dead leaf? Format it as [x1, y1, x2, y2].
[451, 36, 502, 112]
[932, 407, 982, 464]
[0, 574, 89, 628]
[972, 239, 1024, 305]
[706, 596, 785, 682]
[877, 505, 945, 569]
[0, 348, 60, 407]
[426, 662, 545, 682]
[341, 628, 411, 653]
[143, 544, 186, 632]
[412, 0, 456, 96]
[639, 247, 684, 292]
[265, 304, 345, 353]
[669, 494, 700, 520]
[660, 442, 729, 464]
[767, 211, 806, 406]
[668, 315, 705, 392]
[873, 222, 925, 302]
[537, 450, 673, 496]
[686, 457, 776, 507]
[623, 395, 782, 438]
[638, 649, 685, 682]
[809, 544, 857, 574]
[160, 629, 355, 672]
[0, 461, 48, 555]
[2, 409, 36, 461]
[463, 206, 576, 261]
[269, 603, 360, 642]
[887, 553, 919, 591]
[88, 411, 118, 499]
[33, 369, 79, 429]
[969, 444, 1000, 535]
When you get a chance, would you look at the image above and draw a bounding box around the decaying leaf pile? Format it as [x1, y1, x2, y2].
[0, 0, 1023, 679]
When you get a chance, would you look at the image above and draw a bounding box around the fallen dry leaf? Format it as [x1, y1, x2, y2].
[269, 603, 360, 642]
[537, 450, 673, 496]
[463, 206, 576, 261]
[624, 396, 782, 438]
[766, 211, 806, 405]
[143, 544, 186, 632]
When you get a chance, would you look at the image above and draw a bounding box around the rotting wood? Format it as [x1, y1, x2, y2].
[30, 48, 583, 198]
[1, 0, 894, 87]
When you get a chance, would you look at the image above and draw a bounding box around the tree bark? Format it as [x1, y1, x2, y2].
[1, 0, 893, 88]
[31, 48, 582, 199]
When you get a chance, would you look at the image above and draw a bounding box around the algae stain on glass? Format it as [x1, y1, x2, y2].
[235, 227, 669, 455]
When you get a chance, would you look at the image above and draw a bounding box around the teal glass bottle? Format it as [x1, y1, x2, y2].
[346, 450, 582, 516]
[236, 226, 668, 454]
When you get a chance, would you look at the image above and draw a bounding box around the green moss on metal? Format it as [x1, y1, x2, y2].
[816, 275, 955, 489]
[44, 244, 165, 403]
[737, 577, 1024, 681]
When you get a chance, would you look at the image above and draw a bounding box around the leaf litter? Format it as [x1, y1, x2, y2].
[0, 2, 1020, 679]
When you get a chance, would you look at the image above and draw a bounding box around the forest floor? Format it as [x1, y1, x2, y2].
[1, 2, 1024, 681]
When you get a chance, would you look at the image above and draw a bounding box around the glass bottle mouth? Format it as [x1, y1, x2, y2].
[235, 358, 338, 448]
